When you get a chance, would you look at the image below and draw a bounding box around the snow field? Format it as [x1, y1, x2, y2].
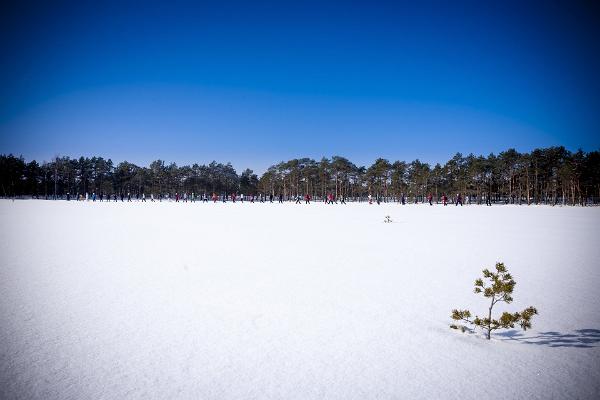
[1, 200, 599, 399]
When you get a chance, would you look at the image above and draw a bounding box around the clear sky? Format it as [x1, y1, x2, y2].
[1, 1, 598, 173]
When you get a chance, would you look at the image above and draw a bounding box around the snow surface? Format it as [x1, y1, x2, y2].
[1, 200, 599, 400]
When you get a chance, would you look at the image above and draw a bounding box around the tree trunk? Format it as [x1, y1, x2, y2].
[487, 298, 494, 340]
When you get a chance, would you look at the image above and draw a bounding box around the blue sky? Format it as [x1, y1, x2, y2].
[1, 1, 598, 172]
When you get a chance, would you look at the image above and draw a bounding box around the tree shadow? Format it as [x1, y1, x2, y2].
[497, 328, 600, 348]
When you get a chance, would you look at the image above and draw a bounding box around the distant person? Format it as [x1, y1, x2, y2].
[127, 192, 132, 202]
[368, 194, 372, 204]
[142, 193, 146, 202]
[427, 193, 433, 206]
[456, 193, 463, 206]
[305, 194, 311, 204]
[340, 196, 346, 204]
[442, 194, 448, 206]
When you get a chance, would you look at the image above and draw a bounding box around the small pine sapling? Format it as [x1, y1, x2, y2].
[384, 215, 392, 223]
[451, 262, 538, 340]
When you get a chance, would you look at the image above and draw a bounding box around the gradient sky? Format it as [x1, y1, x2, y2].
[1, 1, 599, 172]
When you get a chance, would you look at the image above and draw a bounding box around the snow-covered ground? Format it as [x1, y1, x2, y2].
[1, 200, 599, 400]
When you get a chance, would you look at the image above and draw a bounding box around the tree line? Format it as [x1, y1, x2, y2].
[1, 146, 599, 205]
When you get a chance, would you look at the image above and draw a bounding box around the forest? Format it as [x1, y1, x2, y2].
[1, 146, 599, 205]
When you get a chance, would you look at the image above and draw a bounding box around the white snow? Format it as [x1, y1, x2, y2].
[1, 200, 599, 399]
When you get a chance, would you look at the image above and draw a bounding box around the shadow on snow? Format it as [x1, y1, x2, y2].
[497, 328, 600, 348]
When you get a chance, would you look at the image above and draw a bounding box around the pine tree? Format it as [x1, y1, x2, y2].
[451, 262, 538, 340]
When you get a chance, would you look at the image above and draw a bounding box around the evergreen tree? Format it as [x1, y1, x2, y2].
[451, 262, 538, 340]
[2, 147, 599, 203]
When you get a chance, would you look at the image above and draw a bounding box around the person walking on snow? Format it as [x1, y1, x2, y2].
[442, 194, 448, 206]
[456, 193, 463, 206]
[428, 193, 433, 206]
